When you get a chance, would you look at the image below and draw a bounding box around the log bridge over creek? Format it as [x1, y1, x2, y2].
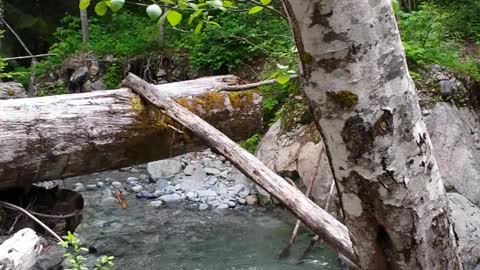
[0, 74, 359, 269]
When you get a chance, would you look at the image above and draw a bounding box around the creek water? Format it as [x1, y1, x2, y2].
[74, 191, 340, 270]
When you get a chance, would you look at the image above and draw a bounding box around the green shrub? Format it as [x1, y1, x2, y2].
[399, 3, 480, 79]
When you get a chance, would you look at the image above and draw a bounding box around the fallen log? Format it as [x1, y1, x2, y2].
[0, 75, 262, 189]
[123, 73, 357, 263]
[0, 228, 42, 270]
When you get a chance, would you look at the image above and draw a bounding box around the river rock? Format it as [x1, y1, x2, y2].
[74, 183, 86, 192]
[228, 184, 245, 195]
[216, 204, 229, 210]
[136, 191, 157, 199]
[131, 185, 143, 193]
[204, 167, 221, 175]
[159, 194, 183, 203]
[186, 191, 197, 200]
[197, 190, 217, 198]
[111, 181, 122, 189]
[447, 192, 480, 269]
[425, 103, 480, 206]
[0, 82, 27, 99]
[147, 159, 183, 179]
[150, 200, 164, 208]
[227, 201, 236, 208]
[86, 184, 97, 191]
[184, 164, 202, 176]
[198, 203, 209, 211]
[246, 195, 258, 205]
[99, 188, 117, 208]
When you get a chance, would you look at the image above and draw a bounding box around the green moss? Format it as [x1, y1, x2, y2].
[228, 91, 255, 111]
[277, 97, 313, 131]
[327, 90, 358, 109]
[301, 52, 314, 65]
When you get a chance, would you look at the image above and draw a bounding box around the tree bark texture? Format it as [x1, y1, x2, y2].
[0, 228, 42, 270]
[124, 73, 357, 262]
[0, 75, 262, 189]
[282, 0, 462, 269]
[80, 9, 89, 44]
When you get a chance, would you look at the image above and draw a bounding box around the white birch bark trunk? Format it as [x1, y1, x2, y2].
[282, 0, 462, 268]
[0, 75, 262, 189]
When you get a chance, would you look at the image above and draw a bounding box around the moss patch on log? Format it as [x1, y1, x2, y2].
[327, 90, 358, 109]
[228, 91, 255, 111]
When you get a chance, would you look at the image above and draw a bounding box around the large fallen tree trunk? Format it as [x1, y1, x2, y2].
[123, 73, 357, 263]
[0, 75, 262, 189]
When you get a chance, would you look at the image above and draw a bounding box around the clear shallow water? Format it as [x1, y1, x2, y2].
[75, 190, 340, 270]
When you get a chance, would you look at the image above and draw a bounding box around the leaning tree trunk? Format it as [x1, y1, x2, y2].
[282, 0, 462, 269]
[0, 75, 262, 189]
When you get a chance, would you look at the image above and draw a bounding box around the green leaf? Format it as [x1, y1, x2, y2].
[146, 4, 163, 20]
[276, 74, 290, 84]
[248, 6, 263, 14]
[188, 9, 203, 24]
[79, 0, 90, 10]
[392, 0, 400, 15]
[167, 10, 183, 27]
[109, 0, 125, 12]
[206, 21, 221, 28]
[160, 0, 176, 5]
[95, 2, 108, 16]
[223, 0, 235, 8]
[194, 21, 204, 34]
[260, 0, 271, 5]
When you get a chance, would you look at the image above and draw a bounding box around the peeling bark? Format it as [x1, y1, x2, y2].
[0, 75, 262, 189]
[282, 0, 462, 269]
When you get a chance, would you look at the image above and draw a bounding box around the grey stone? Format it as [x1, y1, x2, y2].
[227, 184, 245, 195]
[204, 167, 221, 175]
[96, 181, 105, 188]
[216, 204, 229, 210]
[150, 200, 164, 208]
[147, 159, 183, 179]
[238, 198, 247, 205]
[131, 185, 143, 193]
[86, 184, 97, 191]
[74, 183, 86, 192]
[197, 190, 218, 198]
[184, 164, 202, 176]
[246, 195, 258, 205]
[155, 179, 170, 190]
[159, 193, 183, 203]
[448, 192, 480, 270]
[127, 176, 139, 182]
[227, 201, 236, 208]
[198, 204, 209, 211]
[186, 191, 197, 200]
[207, 176, 218, 185]
[425, 103, 480, 206]
[136, 191, 157, 199]
[99, 188, 117, 208]
[0, 82, 27, 99]
[111, 181, 122, 189]
[139, 174, 149, 181]
[206, 160, 224, 169]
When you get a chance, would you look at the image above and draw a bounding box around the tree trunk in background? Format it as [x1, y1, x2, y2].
[0, 75, 262, 190]
[282, 0, 462, 269]
[80, 9, 89, 44]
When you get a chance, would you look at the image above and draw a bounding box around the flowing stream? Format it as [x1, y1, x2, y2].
[72, 188, 340, 270]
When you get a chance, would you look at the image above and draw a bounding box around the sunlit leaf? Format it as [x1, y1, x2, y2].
[167, 10, 183, 27]
[260, 0, 271, 5]
[109, 0, 125, 12]
[95, 1, 108, 16]
[160, 0, 176, 4]
[248, 6, 263, 14]
[206, 21, 221, 28]
[79, 0, 90, 10]
[194, 21, 204, 34]
[276, 74, 290, 84]
[392, 0, 400, 15]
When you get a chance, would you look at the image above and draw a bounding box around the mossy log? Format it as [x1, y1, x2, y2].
[0, 75, 262, 189]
